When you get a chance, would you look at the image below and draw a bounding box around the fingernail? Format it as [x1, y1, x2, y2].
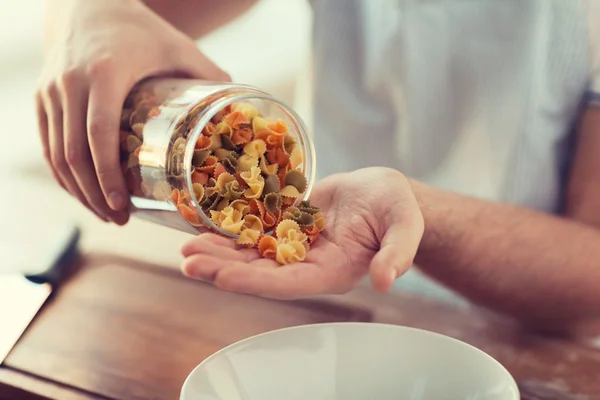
[389, 269, 397, 283]
[108, 192, 126, 210]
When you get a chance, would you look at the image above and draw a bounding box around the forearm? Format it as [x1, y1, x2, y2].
[43, 0, 257, 45]
[142, 0, 258, 38]
[411, 180, 600, 331]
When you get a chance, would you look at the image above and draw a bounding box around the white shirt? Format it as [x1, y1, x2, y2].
[308, 0, 600, 301]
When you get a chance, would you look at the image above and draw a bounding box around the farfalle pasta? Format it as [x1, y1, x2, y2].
[118, 81, 326, 265]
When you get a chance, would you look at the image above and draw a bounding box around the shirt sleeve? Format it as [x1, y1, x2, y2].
[586, 0, 600, 106]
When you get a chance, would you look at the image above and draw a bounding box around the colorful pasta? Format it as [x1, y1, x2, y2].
[120, 94, 327, 266]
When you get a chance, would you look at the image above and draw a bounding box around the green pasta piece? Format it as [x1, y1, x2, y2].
[221, 134, 237, 151]
[264, 192, 282, 213]
[263, 174, 281, 196]
[284, 170, 307, 193]
[192, 150, 210, 167]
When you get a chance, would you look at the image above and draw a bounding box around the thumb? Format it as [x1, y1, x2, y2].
[173, 44, 232, 82]
[369, 208, 424, 293]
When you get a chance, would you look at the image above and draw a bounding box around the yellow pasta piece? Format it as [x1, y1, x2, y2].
[243, 139, 267, 158]
[209, 210, 223, 225]
[215, 121, 232, 135]
[215, 172, 244, 200]
[237, 154, 259, 172]
[216, 173, 236, 193]
[230, 199, 250, 215]
[290, 146, 303, 169]
[220, 206, 244, 234]
[276, 219, 301, 240]
[259, 156, 279, 175]
[236, 228, 262, 248]
[205, 177, 219, 198]
[275, 240, 307, 265]
[192, 183, 205, 202]
[216, 197, 230, 211]
[243, 214, 264, 232]
[232, 102, 261, 120]
[282, 230, 309, 251]
[280, 185, 302, 198]
[251, 116, 272, 135]
[240, 166, 265, 199]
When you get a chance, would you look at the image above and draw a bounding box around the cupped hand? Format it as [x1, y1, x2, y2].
[36, 0, 230, 223]
[180, 167, 425, 300]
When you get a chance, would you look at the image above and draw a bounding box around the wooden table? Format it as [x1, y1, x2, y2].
[1, 165, 600, 399]
[1, 253, 599, 400]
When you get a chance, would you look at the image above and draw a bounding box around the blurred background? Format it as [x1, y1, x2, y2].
[0, 0, 314, 266]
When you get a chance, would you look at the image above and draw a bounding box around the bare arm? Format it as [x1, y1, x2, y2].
[141, 0, 258, 39]
[44, 0, 257, 46]
[412, 107, 600, 332]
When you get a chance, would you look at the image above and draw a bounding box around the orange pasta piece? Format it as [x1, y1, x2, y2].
[264, 133, 284, 148]
[196, 156, 218, 174]
[192, 171, 209, 185]
[234, 172, 248, 188]
[223, 111, 250, 129]
[202, 122, 216, 137]
[267, 146, 290, 167]
[301, 224, 320, 244]
[232, 127, 254, 145]
[258, 235, 278, 259]
[267, 119, 288, 134]
[195, 135, 213, 151]
[249, 199, 266, 220]
[178, 203, 200, 225]
[262, 210, 281, 231]
[170, 189, 181, 205]
[213, 162, 228, 179]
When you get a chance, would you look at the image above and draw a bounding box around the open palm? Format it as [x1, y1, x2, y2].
[181, 168, 424, 299]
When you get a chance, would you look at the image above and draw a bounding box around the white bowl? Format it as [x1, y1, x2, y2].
[181, 322, 519, 400]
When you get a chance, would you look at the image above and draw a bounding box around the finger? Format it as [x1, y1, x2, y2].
[181, 233, 260, 262]
[44, 84, 97, 214]
[181, 254, 267, 282]
[87, 62, 129, 214]
[182, 253, 337, 300]
[369, 210, 424, 293]
[62, 76, 128, 224]
[35, 91, 64, 188]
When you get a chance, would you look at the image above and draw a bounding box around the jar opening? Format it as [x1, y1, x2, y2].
[183, 91, 316, 238]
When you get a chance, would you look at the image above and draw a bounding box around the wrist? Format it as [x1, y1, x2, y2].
[408, 179, 451, 265]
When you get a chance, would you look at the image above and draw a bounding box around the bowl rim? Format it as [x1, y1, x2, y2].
[181, 322, 520, 399]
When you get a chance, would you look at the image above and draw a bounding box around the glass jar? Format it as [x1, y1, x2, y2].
[119, 78, 316, 237]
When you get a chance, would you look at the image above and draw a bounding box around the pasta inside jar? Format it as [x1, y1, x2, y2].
[119, 78, 325, 264]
